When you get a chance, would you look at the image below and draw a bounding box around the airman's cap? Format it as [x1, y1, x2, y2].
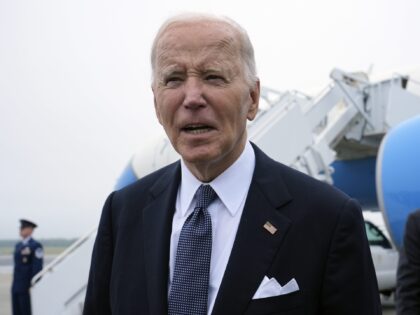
[20, 219, 38, 229]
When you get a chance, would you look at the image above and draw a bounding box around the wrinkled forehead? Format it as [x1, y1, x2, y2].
[154, 20, 242, 67]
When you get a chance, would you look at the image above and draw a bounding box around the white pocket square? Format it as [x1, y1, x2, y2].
[252, 276, 300, 299]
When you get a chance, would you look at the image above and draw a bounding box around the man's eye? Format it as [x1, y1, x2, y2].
[164, 77, 183, 87]
[205, 75, 226, 83]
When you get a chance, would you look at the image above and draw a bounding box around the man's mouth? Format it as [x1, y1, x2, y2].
[182, 124, 215, 134]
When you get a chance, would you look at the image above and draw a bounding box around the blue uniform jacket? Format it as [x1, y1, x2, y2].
[12, 238, 43, 293]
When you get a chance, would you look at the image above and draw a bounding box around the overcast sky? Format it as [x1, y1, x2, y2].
[1, 0, 419, 239]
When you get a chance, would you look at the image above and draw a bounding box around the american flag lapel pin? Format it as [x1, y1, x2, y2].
[263, 221, 277, 235]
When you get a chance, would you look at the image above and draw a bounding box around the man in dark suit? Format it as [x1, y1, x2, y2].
[84, 13, 381, 314]
[11, 219, 43, 315]
[396, 209, 420, 314]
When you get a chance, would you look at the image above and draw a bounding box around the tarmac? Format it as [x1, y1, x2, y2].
[1, 270, 12, 315]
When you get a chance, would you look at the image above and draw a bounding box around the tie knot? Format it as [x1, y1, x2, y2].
[195, 184, 217, 210]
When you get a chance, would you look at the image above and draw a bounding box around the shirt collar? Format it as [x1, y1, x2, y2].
[22, 236, 32, 245]
[179, 141, 255, 217]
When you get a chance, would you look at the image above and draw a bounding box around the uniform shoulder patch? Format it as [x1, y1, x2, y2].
[35, 247, 44, 259]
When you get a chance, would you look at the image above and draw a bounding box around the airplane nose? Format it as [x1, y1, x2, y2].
[182, 78, 206, 109]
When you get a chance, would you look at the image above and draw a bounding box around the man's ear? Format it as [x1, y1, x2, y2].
[152, 86, 163, 125]
[247, 79, 260, 121]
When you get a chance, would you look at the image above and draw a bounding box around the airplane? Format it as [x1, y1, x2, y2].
[30, 68, 420, 314]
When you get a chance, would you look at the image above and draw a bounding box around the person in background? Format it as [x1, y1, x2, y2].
[84, 13, 381, 314]
[396, 209, 420, 314]
[11, 219, 43, 315]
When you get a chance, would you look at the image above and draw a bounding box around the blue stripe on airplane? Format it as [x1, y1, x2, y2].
[115, 160, 138, 190]
[331, 157, 377, 209]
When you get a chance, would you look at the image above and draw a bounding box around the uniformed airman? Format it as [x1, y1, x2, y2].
[11, 219, 43, 315]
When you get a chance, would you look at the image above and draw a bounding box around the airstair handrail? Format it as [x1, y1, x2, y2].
[31, 227, 97, 286]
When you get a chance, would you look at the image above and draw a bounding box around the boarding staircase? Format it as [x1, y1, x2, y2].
[31, 229, 96, 315]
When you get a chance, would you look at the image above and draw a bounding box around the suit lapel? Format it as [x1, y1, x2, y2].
[142, 163, 180, 315]
[212, 145, 293, 315]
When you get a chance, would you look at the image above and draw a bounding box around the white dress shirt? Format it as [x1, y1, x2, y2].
[169, 141, 256, 314]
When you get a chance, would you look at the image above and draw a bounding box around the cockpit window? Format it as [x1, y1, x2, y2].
[365, 221, 392, 249]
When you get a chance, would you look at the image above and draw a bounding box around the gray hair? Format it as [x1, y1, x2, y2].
[150, 13, 258, 87]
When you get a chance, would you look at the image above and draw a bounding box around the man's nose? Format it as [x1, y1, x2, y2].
[182, 77, 206, 109]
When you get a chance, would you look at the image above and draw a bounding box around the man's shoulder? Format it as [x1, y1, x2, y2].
[253, 144, 352, 214]
[406, 209, 420, 232]
[408, 209, 420, 221]
[279, 161, 347, 199]
[29, 238, 43, 248]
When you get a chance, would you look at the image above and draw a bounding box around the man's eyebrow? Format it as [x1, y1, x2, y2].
[202, 67, 223, 74]
[199, 59, 231, 72]
[202, 61, 236, 75]
[159, 65, 184, 76]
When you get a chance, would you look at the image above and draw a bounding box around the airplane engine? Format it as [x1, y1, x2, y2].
[376, 115, 420, 249]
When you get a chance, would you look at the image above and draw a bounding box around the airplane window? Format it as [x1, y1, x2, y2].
[364, 221, 392, 249]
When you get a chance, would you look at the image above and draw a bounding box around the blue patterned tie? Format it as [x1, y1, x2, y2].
[168, 184, 217, 315]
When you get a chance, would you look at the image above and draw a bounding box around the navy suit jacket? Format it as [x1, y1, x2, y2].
[396, 209, 420, 314]
[84, 144, 381, 314]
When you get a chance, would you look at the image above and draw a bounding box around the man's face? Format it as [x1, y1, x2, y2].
[20, 227, 33, 238]
[152, 21, 259, 179]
